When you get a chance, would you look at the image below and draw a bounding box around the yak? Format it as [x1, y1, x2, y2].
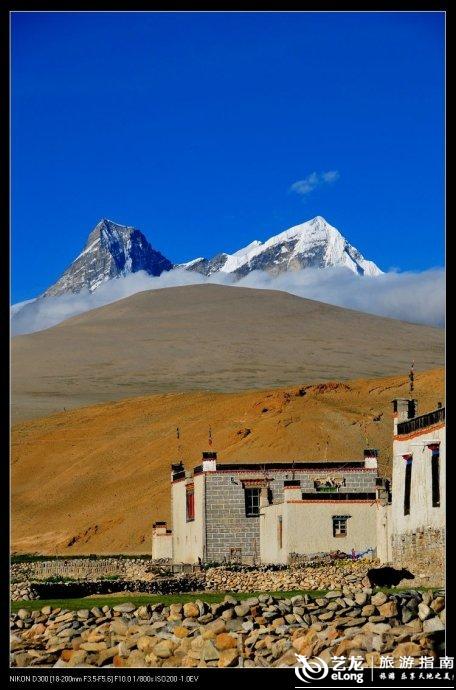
[367, 566, 415, 588]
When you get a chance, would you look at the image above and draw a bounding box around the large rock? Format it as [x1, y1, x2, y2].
[200, 640, 220, 662]
[215, 633, 237, 651]
[418, 603, 432, 621]
[183, 603, 200, 619]
[430, 597, 445, 614]
[234, 604, 250, 617]
[218, 649, 239, 667]
[378, 601, 398, 618]
[136, 636, 158, 653]
[113, 603, 136, 613]
[154, 641, 176, 659]
[371, 592, 388, 607]
[392, 642, 424, 658]
[423, 617, 445, 633]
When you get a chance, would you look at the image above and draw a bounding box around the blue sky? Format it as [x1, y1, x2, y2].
[11, 11, 445, 303]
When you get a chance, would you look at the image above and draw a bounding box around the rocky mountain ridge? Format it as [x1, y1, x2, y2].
[40, 216, 382, 298]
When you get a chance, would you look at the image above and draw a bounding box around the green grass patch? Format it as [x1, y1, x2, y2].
[11, 590, 327, 613]
[10, 586, 443, 614]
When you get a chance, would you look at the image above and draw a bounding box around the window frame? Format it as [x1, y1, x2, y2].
[186, 486, 195, 522]
[332, 516, 348, 538]
[403, 455, 413, 516]
[431, 448, 440, 508]
[244, 487, 261, 517]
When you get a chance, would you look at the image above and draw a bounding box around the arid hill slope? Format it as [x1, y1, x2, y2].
[11, 368, 444, 555]
[11, 284, 444, 422]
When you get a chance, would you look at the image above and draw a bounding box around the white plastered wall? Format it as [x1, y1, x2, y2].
[261, 501, 378, 563]
[391, 425, 445, 538]
[171, 473, 205, 563]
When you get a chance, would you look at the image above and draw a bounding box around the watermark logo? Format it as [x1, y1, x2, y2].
[294, 654, 329, 684]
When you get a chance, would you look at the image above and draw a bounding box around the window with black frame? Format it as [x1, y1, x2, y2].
[332, 515, 348, 537]
[403, 455, 413, 516]
[245, 487, 261, 517]
[431, 447, 440, 507]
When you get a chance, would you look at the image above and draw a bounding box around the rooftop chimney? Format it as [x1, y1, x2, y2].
[202, 451, 217, 472]
[392, 398, 418, 434]
[364, 449, 378, 469]
[152, 521, 168, 536]
[171, 461, 184, 481]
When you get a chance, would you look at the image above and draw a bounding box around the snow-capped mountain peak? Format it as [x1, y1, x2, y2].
[231, 240, 263, 257]
[181, 216, 382, 278]
[41, 218, 173, 297]
[38, 215, 381, 300]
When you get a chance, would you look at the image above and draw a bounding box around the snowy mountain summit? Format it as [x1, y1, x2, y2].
[179, 216, 382, 278]
[40, 215, 381, 299]
[42, 219, 173, 297]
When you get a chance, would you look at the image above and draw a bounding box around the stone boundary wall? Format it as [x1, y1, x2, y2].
[11, 560, 375, 601]
[11, 558, 159, 582]
[392, 527, 445, 587]
[12, 575, 205, 601]
[11, 589, 446, 668]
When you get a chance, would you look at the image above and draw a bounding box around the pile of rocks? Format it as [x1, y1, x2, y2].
[11, 583, 38, 602]
[204, 560, 374, 592]
[10, 589, 445, 668]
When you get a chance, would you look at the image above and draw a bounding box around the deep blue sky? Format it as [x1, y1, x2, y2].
[12, 12, 445, 302]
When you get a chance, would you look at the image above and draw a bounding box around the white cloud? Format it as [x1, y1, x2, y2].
[11, 266, 444, 336]
[290, 170, 340, 197]
[321, 170, 340, 183]
[237, 267, 444, 327]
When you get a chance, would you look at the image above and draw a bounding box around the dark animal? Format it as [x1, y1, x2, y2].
[367, 566, 415, 588]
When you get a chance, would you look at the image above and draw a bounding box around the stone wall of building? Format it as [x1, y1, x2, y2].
[204, 468, 377, 564]
[205, 474, 261, 563]
[392, 526, 445, 587]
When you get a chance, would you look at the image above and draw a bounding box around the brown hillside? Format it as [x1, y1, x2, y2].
[11, 368, 444, 555]
[12, 284, 444, 423]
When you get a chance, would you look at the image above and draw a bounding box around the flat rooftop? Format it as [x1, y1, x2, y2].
[194, 461, 367, 472]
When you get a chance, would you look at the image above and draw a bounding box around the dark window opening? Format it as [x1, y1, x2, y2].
[186, 489, 195, 522]
[245, 488, 260, 517]
[404, 457, 412, 516]
[332, 516, 348, 537]
[278, 516, 283, 548]
[431, 450, 440, 507]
